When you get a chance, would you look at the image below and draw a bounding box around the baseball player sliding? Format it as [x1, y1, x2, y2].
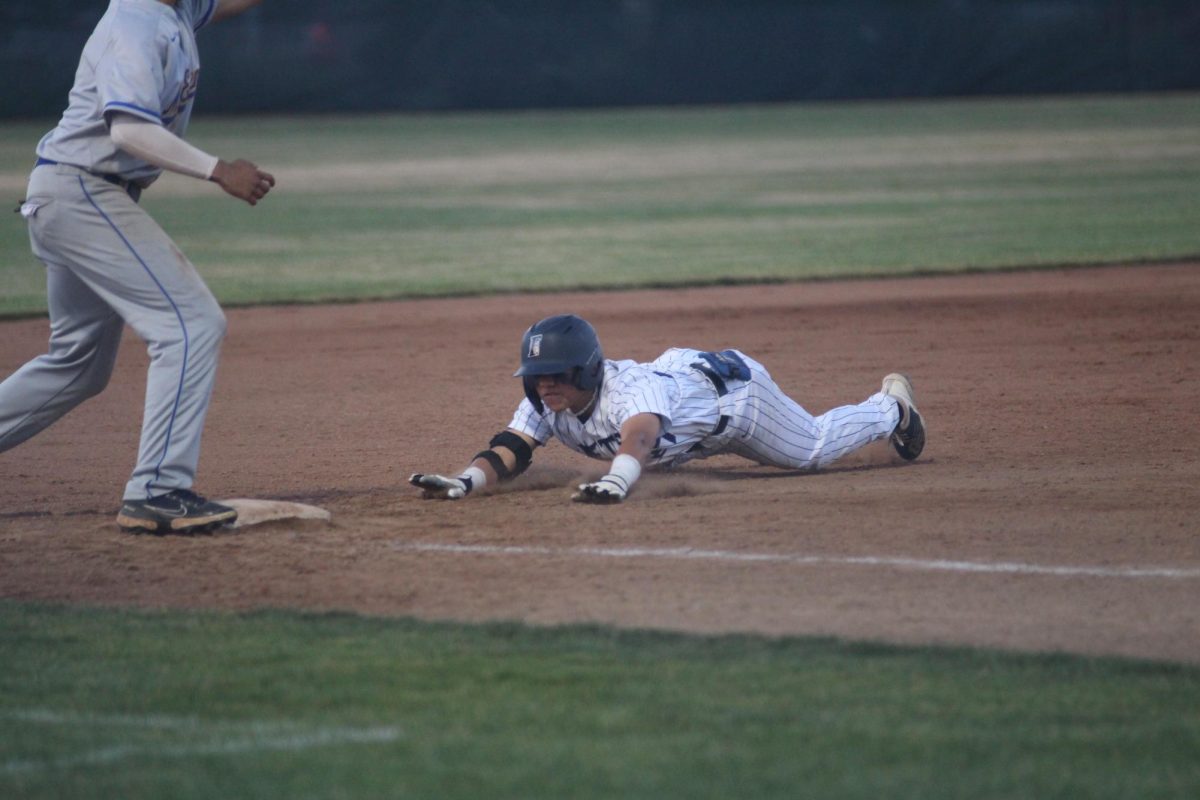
[412, 314, 926, 504]
[0, 0, 272, 534]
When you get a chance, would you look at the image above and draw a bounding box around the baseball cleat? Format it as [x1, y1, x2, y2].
[116, 489, 238, 535]
[881, 373, 926, 461]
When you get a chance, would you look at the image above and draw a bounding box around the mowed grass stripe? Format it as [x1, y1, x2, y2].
[3, 709, 401, 774]
[3, 94, 1200, 316]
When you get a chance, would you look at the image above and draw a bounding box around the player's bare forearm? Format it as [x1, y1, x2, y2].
[210, 159, 275, 205]
[467, 453, 504, 486]
[468, 429, 538, 485]
[615, 413, 662, 465]
[211, 0, 265, 23]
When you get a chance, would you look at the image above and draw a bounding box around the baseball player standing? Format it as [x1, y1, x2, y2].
[411, 314, 926, 503]
[0, 0, 273, 533]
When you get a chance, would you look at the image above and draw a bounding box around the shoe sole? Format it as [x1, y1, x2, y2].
[116, 511, 237, 535]
[881, 373, 925, 461]
[890, 409, 925, 460]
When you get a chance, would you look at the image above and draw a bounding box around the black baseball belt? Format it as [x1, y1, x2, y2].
[35, 157, 142, 200]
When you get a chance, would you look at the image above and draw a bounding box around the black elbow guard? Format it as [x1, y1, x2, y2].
[475, 430, 534, 482]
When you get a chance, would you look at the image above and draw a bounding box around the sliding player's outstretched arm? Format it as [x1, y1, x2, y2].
[410, 429, 539, 500]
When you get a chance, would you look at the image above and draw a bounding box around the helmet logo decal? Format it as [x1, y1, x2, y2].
[527, 334, 543, 358]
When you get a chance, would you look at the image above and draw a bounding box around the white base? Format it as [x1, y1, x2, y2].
[220, 498, 332, 529]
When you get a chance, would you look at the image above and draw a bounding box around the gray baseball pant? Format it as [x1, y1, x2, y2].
[0, 163, 226, 501]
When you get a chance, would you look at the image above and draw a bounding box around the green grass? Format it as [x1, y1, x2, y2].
[3, 93, 1200, 315]
[2, 602, 1198, 800]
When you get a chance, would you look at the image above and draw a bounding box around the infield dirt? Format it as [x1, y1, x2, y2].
[2, 264, 1198, 662]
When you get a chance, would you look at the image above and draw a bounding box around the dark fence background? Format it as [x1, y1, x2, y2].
[3, 0, 1199, 118]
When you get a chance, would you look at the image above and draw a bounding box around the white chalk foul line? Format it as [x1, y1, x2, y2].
[1, 709, 401, 774]
[392, 542, 1200, 580]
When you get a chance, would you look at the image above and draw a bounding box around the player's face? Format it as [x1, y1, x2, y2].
[535, 373, 592, 414]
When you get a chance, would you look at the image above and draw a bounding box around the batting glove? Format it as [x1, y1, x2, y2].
[410, 473, 471, 500]
[572, 476, 629, 504]
[571, 454, 642, 505]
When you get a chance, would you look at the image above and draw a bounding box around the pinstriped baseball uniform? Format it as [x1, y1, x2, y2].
[508, 348, 901, 470]
[0, 0, 224, 501]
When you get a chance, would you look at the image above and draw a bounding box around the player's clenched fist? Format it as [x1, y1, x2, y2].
[410, 473, 471, 500]
[211, 158, 276, 205]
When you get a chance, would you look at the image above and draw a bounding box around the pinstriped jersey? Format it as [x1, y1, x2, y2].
[36, 0, 216, 185]
[507, 348, 728, 468]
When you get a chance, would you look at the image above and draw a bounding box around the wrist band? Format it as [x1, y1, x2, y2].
[459, 466, 487, 494]
[607, 454, 641, 489]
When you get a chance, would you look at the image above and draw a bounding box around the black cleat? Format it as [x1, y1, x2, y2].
[116, 489, 237, 535]
[881, 373, 926, 461]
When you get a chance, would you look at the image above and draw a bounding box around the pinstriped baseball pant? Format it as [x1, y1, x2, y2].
[715, 353, 900, 470]
[0, 163, 226, 501]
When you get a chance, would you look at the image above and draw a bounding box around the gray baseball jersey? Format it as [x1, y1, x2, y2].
[0, 0, 227, 502]
[38, 0, 215, 185]
[508, 348, 901, 470]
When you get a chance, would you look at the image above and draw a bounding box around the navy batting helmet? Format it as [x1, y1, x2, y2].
[514, 314, 604, 412]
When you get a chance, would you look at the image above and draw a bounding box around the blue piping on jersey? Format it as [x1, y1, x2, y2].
[196, 0, 217, 30]
[104, 101, 162, 122]
[79, 176, 190, 500]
